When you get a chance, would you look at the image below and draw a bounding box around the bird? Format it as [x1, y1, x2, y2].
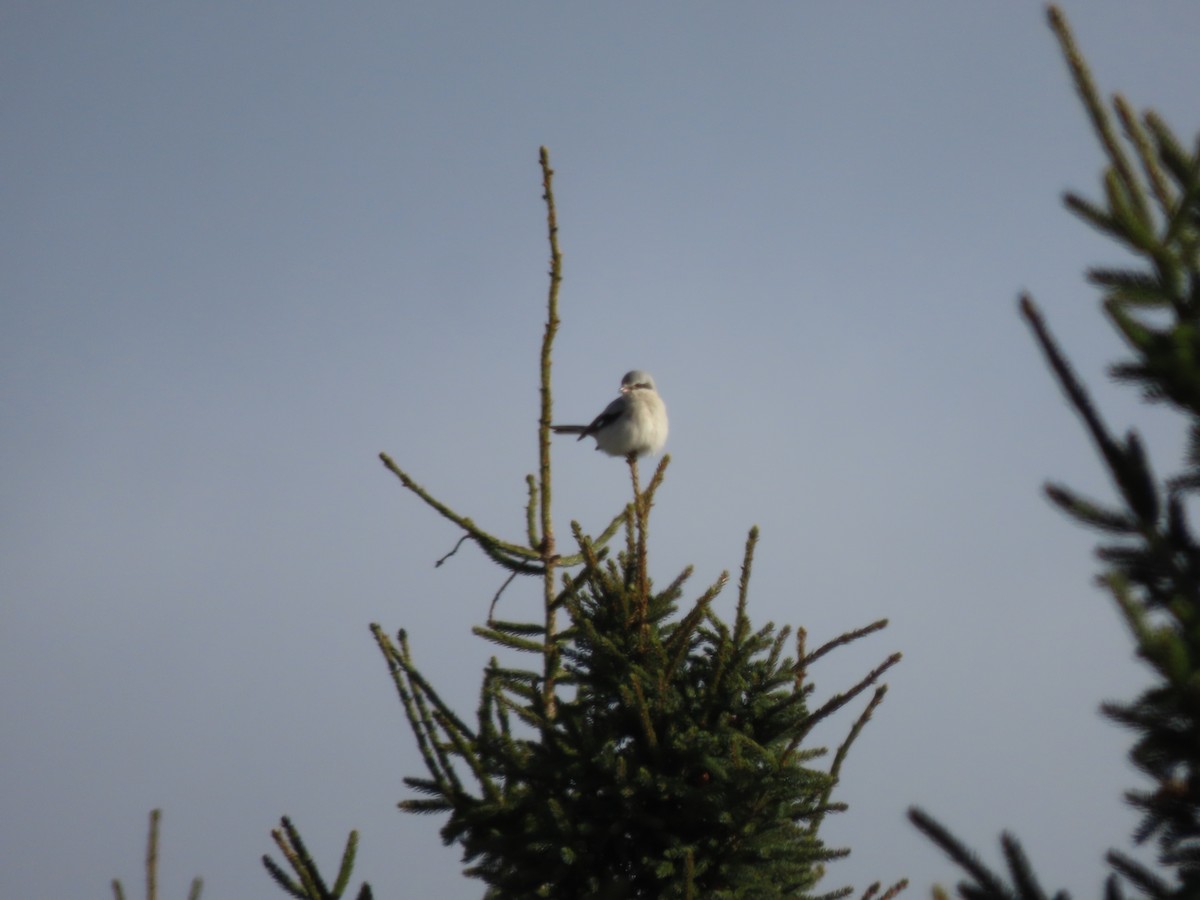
[551, 370, 669, 457]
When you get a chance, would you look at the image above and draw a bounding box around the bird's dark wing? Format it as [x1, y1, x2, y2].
[578, 396, 627, 440]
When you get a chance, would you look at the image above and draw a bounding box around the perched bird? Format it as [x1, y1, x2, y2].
[552, 370, 669, 457]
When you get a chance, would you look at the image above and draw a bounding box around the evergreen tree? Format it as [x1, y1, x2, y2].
[263, 149, 904, 899]
[909, 6, 1200, 899]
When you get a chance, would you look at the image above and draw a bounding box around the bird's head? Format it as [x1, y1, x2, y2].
[620, 370, 656, 394]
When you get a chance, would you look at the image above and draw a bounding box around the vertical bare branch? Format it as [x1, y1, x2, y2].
[538, 146, 563, 719]
[146, 809, 160, 900]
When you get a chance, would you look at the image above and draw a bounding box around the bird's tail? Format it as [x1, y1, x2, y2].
[550, 425, 589, 440]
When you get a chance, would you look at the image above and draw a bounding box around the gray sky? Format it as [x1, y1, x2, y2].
[4, 2, 1200, 897]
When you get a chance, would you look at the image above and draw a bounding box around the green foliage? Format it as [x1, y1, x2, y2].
[261, 816, 372, 900]
[375, 516, 898, 898]
[910, 5, 1200, 899]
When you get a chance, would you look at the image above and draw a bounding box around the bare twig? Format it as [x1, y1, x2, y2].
[488, 571, 519, 623]
[146, 809, 159, 900]
[538, 146, 564, 719]
[435, 535, 470, 568]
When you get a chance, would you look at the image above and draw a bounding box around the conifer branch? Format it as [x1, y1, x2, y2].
[646, 453, 670, 497]
[331, 832, 361, 900]
[795, 652, 901, 745]
[628, 453, 648, 620]
[538, 146, 563, 719]
[664, 572, 727, 680]
[734, 527, 760, 646]
[828, 685, 888, 789]
[1106, 849, 1172, 899]
[398, 631, 477, 744]
[472, 622, 545, 654]
[146, 808, 159, 900]
[433, 708, 493, 792]
[380, 364, 666, 583]
[524, 474, 538, 548]
[908, 808, 1014, 898]
[261, 853, 303, 898]
[270, 818, 325, 898]
[1044, 483, 1137, 533]
[1104, 169, 1156, 252]
[590, 507, 632, 555]
[371, 626, 460, 799]
[861, 880, 910, 900]
[112, 810, 204, 900]
[377, 453, 541, 573]
[1000, 832, 1058, 900]
[801, 619, 890, 670]
[623, 496, 637, 564]
[1114, 94, 1174, 223]
[765, 624, 790, 676]
[1151, 122, 1200, 250]
[1063, 192, 1127, 245]
[262, 817, 371, 900]
[1048, 5, 1149, 227]
[1020, 295, 1134, 504]
[626, 676, 659, 748]
[795, 627, 807, 690]
[537, 145, 562, 559]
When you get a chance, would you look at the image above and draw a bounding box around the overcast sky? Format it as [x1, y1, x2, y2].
[5, 2, 1200, 898]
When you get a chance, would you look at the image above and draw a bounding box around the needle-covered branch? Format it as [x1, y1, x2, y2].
[262, 817, 372, 900]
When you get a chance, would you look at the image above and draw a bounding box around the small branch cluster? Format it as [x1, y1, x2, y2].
[262, 816, 372, 900]
[111, 809, 202, 900]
